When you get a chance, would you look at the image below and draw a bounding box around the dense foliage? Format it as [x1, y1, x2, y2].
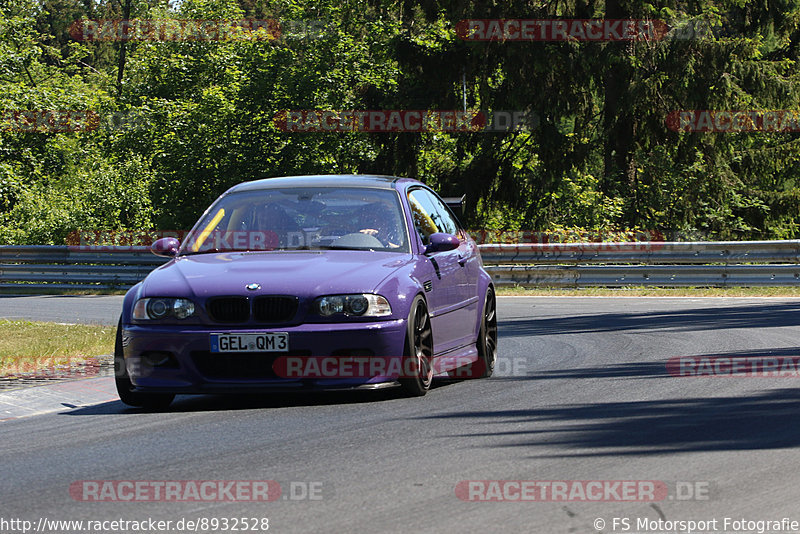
[2, 0, 800, 243]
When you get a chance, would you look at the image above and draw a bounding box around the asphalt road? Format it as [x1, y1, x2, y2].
[0, 295, 122, 325]
[2, 296, 800, 533]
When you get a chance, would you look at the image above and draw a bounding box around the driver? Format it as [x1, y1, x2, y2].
[356, 203, 401, 248]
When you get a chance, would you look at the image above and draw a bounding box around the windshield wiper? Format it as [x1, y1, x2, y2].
[180, 248, 275, 256]
[310, 245, 375, 251]
[179, 245, 376, 256]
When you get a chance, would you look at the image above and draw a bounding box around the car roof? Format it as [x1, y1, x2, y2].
[229, 174, 420, 192]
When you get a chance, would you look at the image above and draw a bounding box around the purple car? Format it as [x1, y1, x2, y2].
[116, 175, 496, 408]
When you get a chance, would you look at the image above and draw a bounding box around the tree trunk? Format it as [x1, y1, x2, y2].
[602, 0, 638, 225]
[116, 0, 132, 97]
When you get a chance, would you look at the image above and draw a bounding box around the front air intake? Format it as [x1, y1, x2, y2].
[206, 297, 250, 323]
[253, 296, 298, 323]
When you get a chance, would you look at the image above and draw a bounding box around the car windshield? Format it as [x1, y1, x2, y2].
[180, 186, 410, 254]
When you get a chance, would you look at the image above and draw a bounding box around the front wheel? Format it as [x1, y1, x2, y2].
[114, 318, 175, 410]
[399, 296, 434, 397]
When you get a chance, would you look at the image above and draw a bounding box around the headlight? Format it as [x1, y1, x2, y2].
[313, 294, 392, 317]
[172, 299, 196, 319]
[133, 298, 196, 320]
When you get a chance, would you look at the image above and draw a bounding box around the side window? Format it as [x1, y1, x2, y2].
[408, 189, 441, 245]
[407, 188, 461, 244]
[429, 195, 459, 236]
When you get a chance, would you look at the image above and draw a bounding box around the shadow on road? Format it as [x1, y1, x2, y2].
[417, 383, 800, 457]
[500, 302, 800, 336]
[415, 344, 800, 456]
[61, 379, 457, 416]
[493, 346, 800, 381]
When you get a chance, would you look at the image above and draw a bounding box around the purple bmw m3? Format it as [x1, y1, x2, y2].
[115, 175, 497, 408]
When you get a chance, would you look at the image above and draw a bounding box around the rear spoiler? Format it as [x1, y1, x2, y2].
[442, 195, 465, 213]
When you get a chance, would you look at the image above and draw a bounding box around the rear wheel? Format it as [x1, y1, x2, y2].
[399, 296, 434, 397]
[114, 318, 175, 409]
[476, 287, 498, 378]
[448, 287, 497, 379]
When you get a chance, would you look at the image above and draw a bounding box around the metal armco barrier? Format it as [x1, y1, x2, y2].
[477, 240, 800, 265]
[2, 241, 800, 290]
[479, 240, 800, 287]
[0, 246, 167, 290]
[484, 264, 800, 287]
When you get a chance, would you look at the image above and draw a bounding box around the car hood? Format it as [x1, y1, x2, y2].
[141, 250, 415, 298]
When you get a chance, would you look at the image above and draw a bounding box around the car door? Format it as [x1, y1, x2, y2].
[434, 194, 482, 345]
[407, 188, 472, 354]
[425, 191, 480, 348]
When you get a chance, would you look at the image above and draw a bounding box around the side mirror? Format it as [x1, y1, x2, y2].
[151, 237, 180, 257]
[424, 232, 460, 254]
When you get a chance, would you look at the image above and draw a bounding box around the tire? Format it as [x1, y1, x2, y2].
[399, 296, 434, 397]
[114, 318, 175, 409]
[476, 287, 498, 378]
[447, 287, 497, 379]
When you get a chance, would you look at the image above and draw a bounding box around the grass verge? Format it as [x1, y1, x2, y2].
[0, 319, 115, 377]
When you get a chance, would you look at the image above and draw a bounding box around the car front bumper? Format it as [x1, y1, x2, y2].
[122, 319, 409, 393]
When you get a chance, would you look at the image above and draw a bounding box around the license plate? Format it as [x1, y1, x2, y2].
[210, 333, 289, 353]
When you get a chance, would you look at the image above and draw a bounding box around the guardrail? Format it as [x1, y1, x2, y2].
[0, 246, 166, 290]
[2, 241, 800, 290]
[479, 241, 800, 287]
